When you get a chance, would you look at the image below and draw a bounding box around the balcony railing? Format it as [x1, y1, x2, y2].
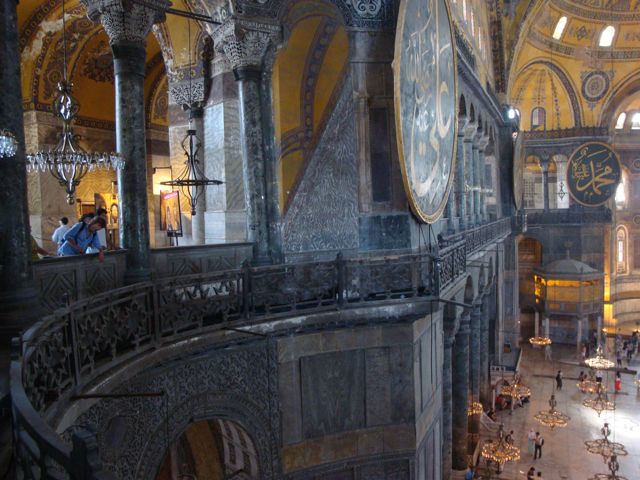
[525, 207, 612, 226]
[11, 218, 511, 479]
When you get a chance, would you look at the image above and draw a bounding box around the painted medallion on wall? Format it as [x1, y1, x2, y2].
[566, 142, 621, 207]
[393, 0, 457, 223]
[513, 134, 524, 210]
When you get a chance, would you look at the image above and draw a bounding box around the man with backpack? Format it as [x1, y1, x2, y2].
[58, 216, 107, 262]
[534, 432, 544, 459]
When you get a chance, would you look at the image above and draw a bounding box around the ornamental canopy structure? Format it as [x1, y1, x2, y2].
[534, 254, 603, 317]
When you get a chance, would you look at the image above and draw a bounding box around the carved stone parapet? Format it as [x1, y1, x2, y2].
[463, 122, 478, 142]
[83, 0, 170, 46]
[212, 18, 281, 72]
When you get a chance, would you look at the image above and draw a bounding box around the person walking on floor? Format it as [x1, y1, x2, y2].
[544, 344, 552, 361]
[527, 428, 536, 455]
[527, 467, 536, 479]
[555, 370, 563, 390]
[615, 371, 622, 393]
[534, 432, 544, 459]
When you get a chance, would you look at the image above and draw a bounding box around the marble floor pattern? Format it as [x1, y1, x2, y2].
[479, 343, 640, 479]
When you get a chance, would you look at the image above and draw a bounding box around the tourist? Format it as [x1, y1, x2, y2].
[87, 208, 108, 254]
[555, 370, 563, 390]
[464, 465, 474, 480]
[505, 430, 514, 445]
[544, 344, 552, 361]
[51, 216, 70, 249]
[581, 342, 587, 361]
[534, 432, 544, 459]
[615, 371, 622, 393]
[596, 369, 604, 383]
[527, 429, 536, 455]
[527, 467, 536, 479]
[487, 408, 497, 421]
[58, 216, 106, 262]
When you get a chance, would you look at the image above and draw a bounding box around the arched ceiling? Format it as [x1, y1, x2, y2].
[16, 0, 206, 128]
[507, 0, 640, 130]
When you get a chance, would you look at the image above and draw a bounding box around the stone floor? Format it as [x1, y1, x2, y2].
[478, 342, 640, 479]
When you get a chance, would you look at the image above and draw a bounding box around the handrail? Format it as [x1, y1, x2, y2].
[11, 218, 511, 479]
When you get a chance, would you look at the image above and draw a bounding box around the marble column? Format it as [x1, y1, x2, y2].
[472, 141, 480, 225]
[85, 0, 169, 283]
[452, 314, 470, 471]
[0, 0, 41, 337]
[469, 301, 482, 436]
[214, 20, 280, 265]
[456, 120, 467, 231]
[463, 123, 477, 228]
[480, 294, 491, 408]
[540, 158, 550, 212]
[442, 334, 455, 480]
[534, 310, 540, 339]
[190, 105, 205, 245]
[577, 316, 585, 357]
[477, 135, 489, 223]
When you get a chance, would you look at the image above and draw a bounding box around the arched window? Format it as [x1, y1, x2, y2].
[615, 179, 626, 209]
[632, 112, 640, 130]
[615, 112, 626, 130]
[531, 107, 546, 130]
[617, 226, 628, 274]
[553, 16, 568, 40]
[599, 25, 615, 47]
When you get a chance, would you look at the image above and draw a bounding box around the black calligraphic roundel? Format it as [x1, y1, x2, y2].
[393, 0, 457, 223]
[567, 142, 621, 207]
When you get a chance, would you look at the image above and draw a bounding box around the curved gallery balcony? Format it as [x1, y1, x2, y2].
[11, 218, 510, 479]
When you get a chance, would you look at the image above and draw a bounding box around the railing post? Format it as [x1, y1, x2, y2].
[336, 252, 345, 308]
[152, 283, 160, 344]
[68, 305, 81, 387]
[242, 260, 251, 320]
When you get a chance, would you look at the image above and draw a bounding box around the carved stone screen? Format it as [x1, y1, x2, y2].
[393, 0, 457, 223]
[566, 142, 621, 207]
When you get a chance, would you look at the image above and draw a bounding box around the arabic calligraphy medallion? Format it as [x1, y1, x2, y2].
[393, 0, 457, 223]
[567, 142, 621, 207]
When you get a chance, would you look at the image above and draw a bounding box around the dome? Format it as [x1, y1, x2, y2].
[534, 255, 603, 279]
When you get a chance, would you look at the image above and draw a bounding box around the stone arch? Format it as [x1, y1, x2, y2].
[599, 70, 640, 129]
[459, 94, 467, 118]
[142, 394, 273, 480]
[469, 103, 476, 123]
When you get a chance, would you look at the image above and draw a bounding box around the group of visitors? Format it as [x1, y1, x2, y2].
[527, 429, 544, 459]
[527, 466, 544, 479]
[31, 210, 108, 262]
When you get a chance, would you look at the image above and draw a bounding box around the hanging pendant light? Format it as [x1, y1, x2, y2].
[583, 383, 615, 416]
[529, 336, 552, 347]
[0, 130, 18, 158]
[481, 424, 521, 465]
[585, 423, 627, 463]
[467, 401, 483, 416]
[578, 369, 600, 394]
[585, 346, 615, 370]
[534, 393, 570, 429]
[25, 0, 122, 204]
[588, 455, 628, 480]
[160, 18, 221, 215]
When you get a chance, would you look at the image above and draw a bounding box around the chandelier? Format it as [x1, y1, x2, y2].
[534, 394, 570, 429]
[160, 19, 221, 215]
[587, 455, 628, 480]
[468, 401, 483, 416]
[25, 0, 122, 204]
[481, 424, 521, 465]
[500, 374, 531, 400]
[583, 384, 615, 416]
[585, 423, 627, 462]
[578, 370, 600, 394]
[585, 346, 615, 370]
[529, 336, 552, 346]
[0, 129, 18, 158]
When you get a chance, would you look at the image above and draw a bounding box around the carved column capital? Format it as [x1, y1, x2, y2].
[169, 78, 206, 107]
[463, 122, 478, 142]
[83, 0, 170, 46]
[476, 134, 490, 152]
[212, 18, 281, 72]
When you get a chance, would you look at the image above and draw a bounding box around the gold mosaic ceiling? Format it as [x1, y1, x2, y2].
[508, 0, 640, 130]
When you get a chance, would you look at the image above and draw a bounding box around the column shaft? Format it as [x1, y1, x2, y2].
[480, 295, 491, 407]
[190, 107, 205, 245]
[464, 140, 474, 228]
[472, 144, 480, 224]
[478, 148, 487, 222]
[113, 44, 151, 283]
[0, 0, 40, 336]
[442, 338, 454, 480]
[235, 69, 271, 264]
[541, 162, 550, 211]
[452, 316, 470, 470]
[469, 304, 482, 437]
[456, 133, 466, 231]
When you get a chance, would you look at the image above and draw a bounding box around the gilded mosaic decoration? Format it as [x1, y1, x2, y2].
[393, 0, 457, 223]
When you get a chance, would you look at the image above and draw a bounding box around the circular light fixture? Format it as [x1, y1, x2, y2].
[529, 336, 552, 346]
[481, 424, 521, 465]
[587, 454, 628, 480]
[585, 346, 615, 370]
[500, 383, 531, 400]
[534, 394, 570, 429]
[578, 371, 600, 394]
[468, 401, 483, 416]
[583, 385, 615, 416]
